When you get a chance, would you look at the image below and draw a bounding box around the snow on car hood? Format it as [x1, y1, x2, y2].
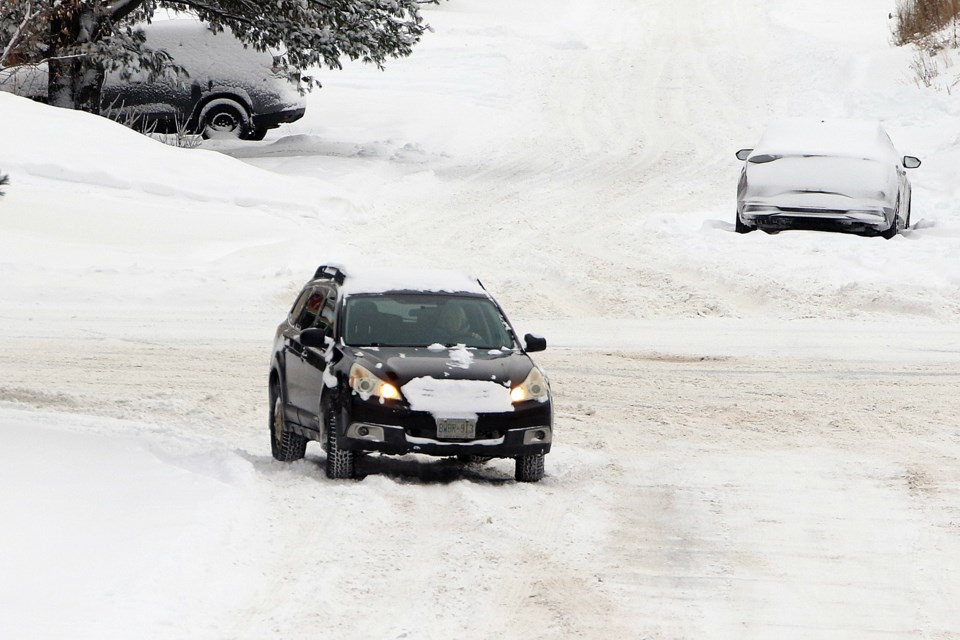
[349, 346, 532, 418]
[742, 155, 898, 209]
[401, 377, 514, 418]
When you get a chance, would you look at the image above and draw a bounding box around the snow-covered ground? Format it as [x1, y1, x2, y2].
[1, 0, 959, 638]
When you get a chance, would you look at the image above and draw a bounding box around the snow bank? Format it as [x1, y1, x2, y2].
[0, 408, 265, 639]
[0, 92, 321, 209]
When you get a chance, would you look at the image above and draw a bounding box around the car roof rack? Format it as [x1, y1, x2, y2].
[313, 264, 346, 284]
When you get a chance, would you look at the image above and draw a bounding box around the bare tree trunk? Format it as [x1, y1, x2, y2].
[75, 7, 104, 114]
[47, 10, 77, 108]
[45, 4, 106, 113]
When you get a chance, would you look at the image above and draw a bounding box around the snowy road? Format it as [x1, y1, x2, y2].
[2, 0, 960, 637]
[3, 338, 959, 638]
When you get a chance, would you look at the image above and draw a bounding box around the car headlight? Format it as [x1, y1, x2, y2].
[510, 367, 549, 403]
[349, 363, 400, 401]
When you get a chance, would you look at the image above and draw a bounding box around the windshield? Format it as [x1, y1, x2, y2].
[342, 294, 516, 349]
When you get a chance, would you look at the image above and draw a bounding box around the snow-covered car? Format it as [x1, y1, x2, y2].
[734, 118, 921, 238]
[269, 264, 553, 482]
[0, 20, 305, 140]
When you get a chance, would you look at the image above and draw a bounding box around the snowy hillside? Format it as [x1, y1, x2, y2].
[1, 0, 958, 638]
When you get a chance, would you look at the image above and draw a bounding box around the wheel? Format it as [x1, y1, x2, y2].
[735, 213, 754, 234]
[515, 453, 545, 482]
[905, 196, 912, 229]
[881, 214, 900, 239]
[199, 99, 250, 139]
[270, 381, 307, 462]
[882, 197, 905, 239]
[325, 407, 355, 480]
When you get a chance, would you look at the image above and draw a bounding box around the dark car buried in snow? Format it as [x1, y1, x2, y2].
[0, 20, 305, 140]
[269, 265, 553, 482]
[735, 118, 921, 238]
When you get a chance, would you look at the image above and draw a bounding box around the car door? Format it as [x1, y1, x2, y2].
[286, 285, 336, 431]
[283, 285, 322, 427]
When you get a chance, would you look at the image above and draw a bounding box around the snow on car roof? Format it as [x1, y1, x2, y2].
[137, 19, 290, 89]
[751, 118, 898, 162]
[325, 264, 488, 296]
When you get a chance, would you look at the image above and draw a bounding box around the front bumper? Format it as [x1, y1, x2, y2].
[252, 106, 306, 130]
[338, 396, 553, 458]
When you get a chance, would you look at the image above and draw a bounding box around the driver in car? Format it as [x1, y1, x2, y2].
[436, 303, 482, 345]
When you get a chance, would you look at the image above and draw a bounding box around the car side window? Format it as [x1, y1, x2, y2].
[289, 288, 312, 326]
[294, 288, 325, 329]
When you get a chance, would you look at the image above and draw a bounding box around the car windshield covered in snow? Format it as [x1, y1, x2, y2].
[742, 154, 897, 202]
[342, 293, 515, 349]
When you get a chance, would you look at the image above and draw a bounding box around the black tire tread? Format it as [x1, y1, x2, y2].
[515, 453, 545, 482]
[271, 384, 307, 462]
[325, 408, 356, 480]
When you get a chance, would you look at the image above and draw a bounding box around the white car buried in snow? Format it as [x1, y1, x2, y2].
[735, 118, 921, 238]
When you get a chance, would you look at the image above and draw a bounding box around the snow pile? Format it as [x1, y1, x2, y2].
[0, 92, 319, 207]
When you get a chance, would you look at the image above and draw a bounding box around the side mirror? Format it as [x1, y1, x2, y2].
[903, 156, 921, 169]
[736, 149, 753, 161]
[299, 327, 328, 349]
[524, 333, 547, 353]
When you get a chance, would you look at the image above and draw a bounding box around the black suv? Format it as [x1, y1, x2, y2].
[268, 265, 553, 482]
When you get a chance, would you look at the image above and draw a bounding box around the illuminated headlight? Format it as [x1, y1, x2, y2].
[511, 367, 549, 403]
[349, 363, 400, 400]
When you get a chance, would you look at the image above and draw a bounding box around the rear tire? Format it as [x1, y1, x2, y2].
[270, 381, 306, 462]
[735, 213, 754, 234]
[325, 408, 355, 480]
[515, 453, 545, 482]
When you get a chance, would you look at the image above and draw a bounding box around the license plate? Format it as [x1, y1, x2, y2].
[436, 418, 476, 440]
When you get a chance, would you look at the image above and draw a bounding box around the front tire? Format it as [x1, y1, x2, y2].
[199, 98, 250, 140]
[325, 408, 356, 480]
[735, 213, 754, 234]
[270, 381, 307, 462]
[515, 453, 545, 482]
